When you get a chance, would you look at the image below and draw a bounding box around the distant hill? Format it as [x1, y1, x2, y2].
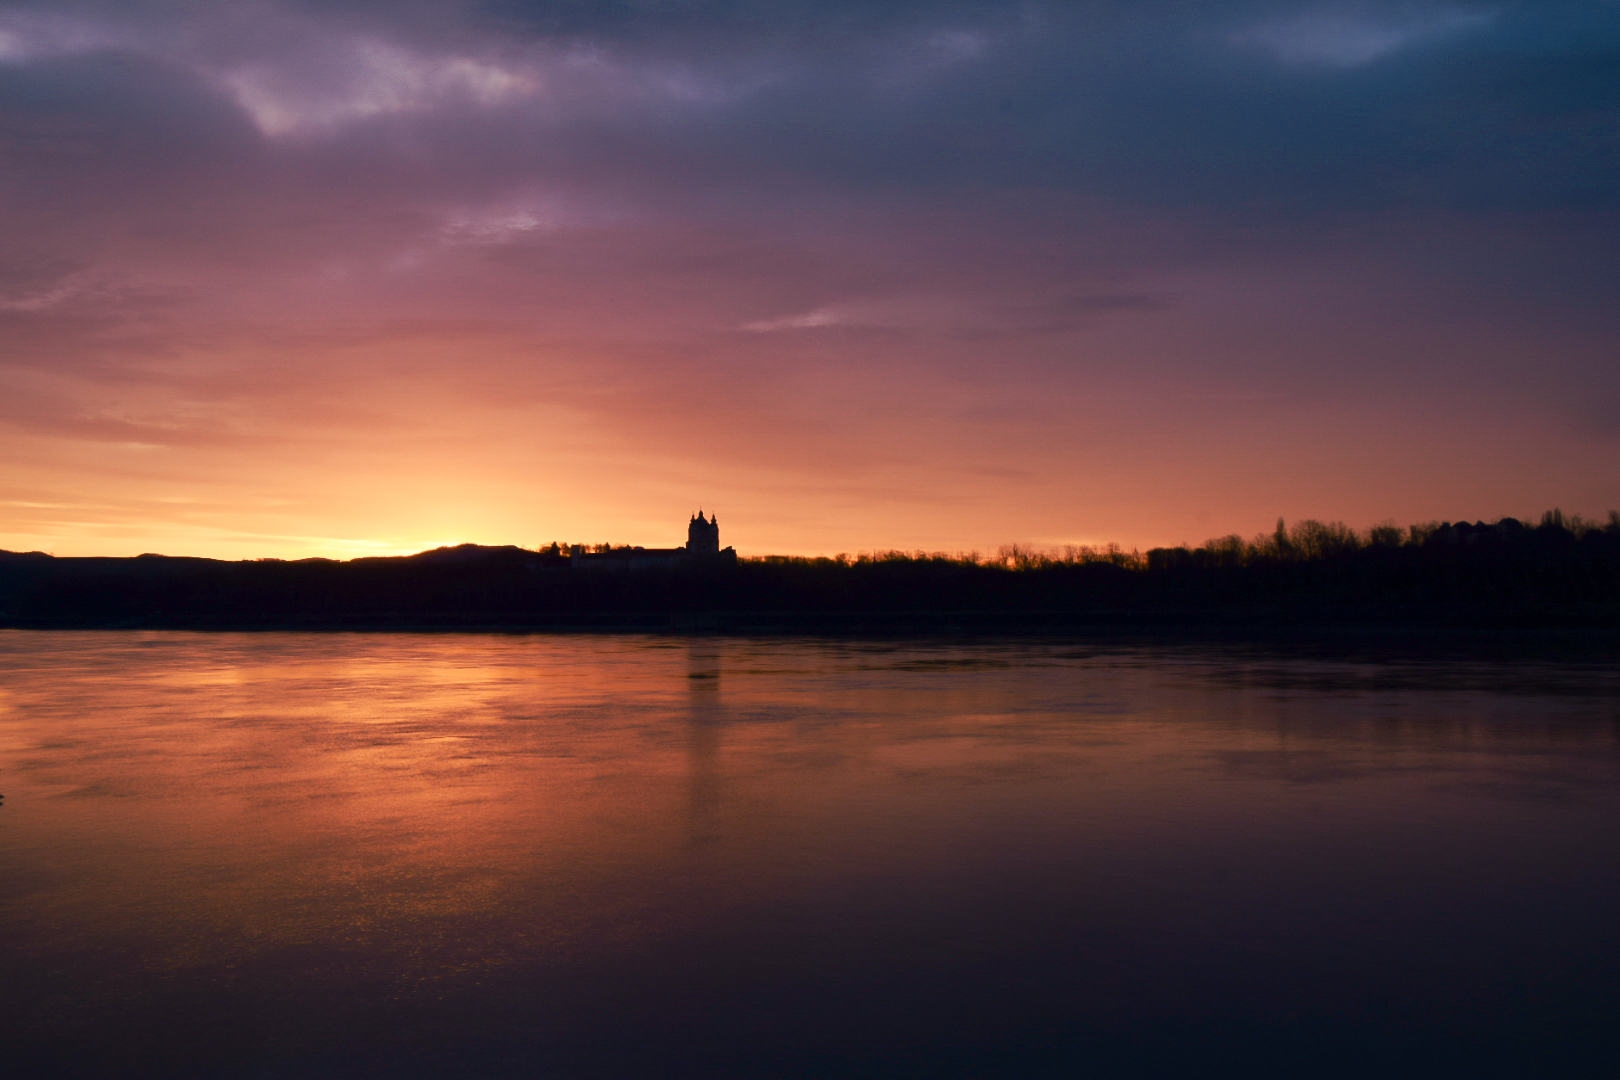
[2, 513, 1617, 632]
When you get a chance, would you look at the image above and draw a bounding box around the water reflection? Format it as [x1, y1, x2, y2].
[685, 638, 725, 846]
[0, 631, 1617, 1078]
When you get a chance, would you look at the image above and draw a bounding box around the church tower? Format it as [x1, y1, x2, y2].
[687, 511, 720, 556]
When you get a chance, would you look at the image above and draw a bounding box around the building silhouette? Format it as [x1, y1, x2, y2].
[687, 511, 720, 556]
[570, 511, 736, 571]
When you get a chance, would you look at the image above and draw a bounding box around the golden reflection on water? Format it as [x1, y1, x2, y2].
[2, 630, 1619, 1070]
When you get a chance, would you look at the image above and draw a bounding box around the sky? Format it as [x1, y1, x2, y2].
[1, 0, 1617, 558]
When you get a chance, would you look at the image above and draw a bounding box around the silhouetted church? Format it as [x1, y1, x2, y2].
[570, 511, 736, 571]
[687, 511, 720, 556]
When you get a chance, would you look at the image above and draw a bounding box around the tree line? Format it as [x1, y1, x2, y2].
[1, 511, 1616, 630]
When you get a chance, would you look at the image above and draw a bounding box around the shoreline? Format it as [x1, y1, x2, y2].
[5, 606, 1619, 638]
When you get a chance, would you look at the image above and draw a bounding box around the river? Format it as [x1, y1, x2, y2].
[2, 630, 1617, 1077]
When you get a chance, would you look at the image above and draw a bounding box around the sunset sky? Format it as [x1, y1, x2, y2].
[1, 0, 1616, 558]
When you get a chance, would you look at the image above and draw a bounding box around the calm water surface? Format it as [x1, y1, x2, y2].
[2, 631, 1618, 1077]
